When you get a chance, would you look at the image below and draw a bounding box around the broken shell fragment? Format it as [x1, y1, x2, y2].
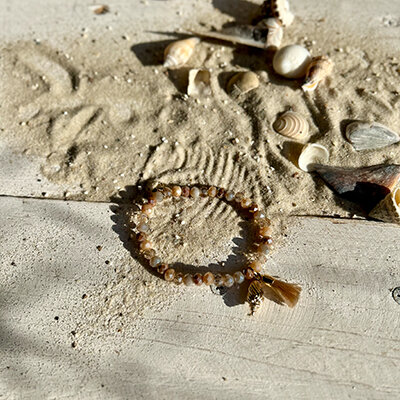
[227, 71, 259, 96]
[261, 17, 283, 49]
[302, 56, 333, 92]
[345, 121, 400, 151]
[313, 164, 400, 210]
[273, 45, 312, 79]
[187, 69, 211, 97]
[298, 143, 329, 172]
[163, 37, 200, 68]
[369, 187, 400, 224]
[260, 0, 295, 27]
[272, 111, 309, 141]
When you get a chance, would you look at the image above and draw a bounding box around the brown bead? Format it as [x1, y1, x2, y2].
[181, 186, 190, 197]
[244, 268, 255, 280]
[140, 240, 152, 251]
[172, 185, 182, 197]
[254, 210, 266, 220]
[259, 225, 271, 238]
[157, 263, 169, 274]
[164, 268, 175, 282]
[193, 273, 203, 286]
[249, 203, 259, 213]
[241, 197, 252, 208]
[163, 187, 172, 198]
[250, 260, 262, 273]
[137, 232, 147, 242]
[190, 187, 200, 198]
[183, 274, 194, 286]
[225, 191, 234, 201]
[207, 186, 217, 197]
[214, 274, 224, 286]
[141, 203, 154, 217]
[258, 218, 272, 228]
[200, 187, 208, 197]
[143, 248, 156, 259]
[203, 272, 215, 285]
[234, 192, 244, 203]
[216, 188, 225, 198]
[174, 273, 184, 285]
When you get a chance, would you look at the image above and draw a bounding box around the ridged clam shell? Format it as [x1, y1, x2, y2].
[163, 37, 200, 68]
[227, 71, 259, 96]
[346, 121, 400, 151]
[272, 111, 309, 141]
[298, 143, 329, 172]
[261, 0, 294, 27]
[302, 56, 333, 92]
[369, 187, 400, 224]
[187, 69, 211, 97]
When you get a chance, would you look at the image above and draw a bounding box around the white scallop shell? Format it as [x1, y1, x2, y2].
[187, 69, 212, 97]
[270, 0, 295, 27]
[298, 143, 329, 172]
[369, 186, 400, 224]
[346, 121, 400, 151]
[273, 45, 312, 79]
[163, 37, 200, 68]
[226, 71, 259, 96]
[302, 56, 333, 92]
[272, 111, 309, 141]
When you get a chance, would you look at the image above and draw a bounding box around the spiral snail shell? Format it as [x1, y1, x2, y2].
[163, 37, 200, 68]
[272, 111, 309, 141]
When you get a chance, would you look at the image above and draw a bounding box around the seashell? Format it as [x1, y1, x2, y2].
[302, 56, 334, 92]
[260, 0, 295, 27]
[187, 69, 212, 97]
[298, 143, 329, 172]
[313, 164, 400, 210]
[369, 187, 400, 224]
[273, 45, 312, 79]
[187, 17, 282, 50]
[345, 121, 400, 151]
[163, 37, 200, 68]
[272, 111, 309, 141]
[226, 71, 259, 96]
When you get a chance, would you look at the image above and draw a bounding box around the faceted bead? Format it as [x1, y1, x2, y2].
[183, 274, 194, 286]
[233, 271, 245, 284]
[207, 186, 217, 197]
[150, 191, 164, 203]
[174, 273, 184, 285]
[241, 198, 252, 208]
[244, 267, 255, 280]
[216, 188, 225, 199]
[137, 222, 149, 232]
[250, 260, 262, 273]
[137, 232, 147, 242]
[148, 198, 156, 205]
[172, 185, 182, 197]
[193, 273, 203, 286]
[203, 272, 215, 285]
[223, 274, 234, 288]
[163, 187, 173, 198]
[157, 263, 169, 274]
[258, 243, 273, 255]
[149, 256, 162, 268]
[254, 210, 266, 220]
[225, 192, 234, 202]
[214, 274, 224, 286]
[200, 187, 208, 197]
[249, 203, 259, 213]
[258, 218, 271, 228]
[259, 225, 271, 238]
[234, 192, 244, 203]
[164, 268, 175, 282]
[143, 249, 156, 259]
[182, 186, 190, 197]
[140, 240, 152, 251]
[141, 203, 154, 216]
[190, 187, 200, 198]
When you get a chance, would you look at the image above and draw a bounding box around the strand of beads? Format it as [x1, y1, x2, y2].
[134, 184, 274, 288]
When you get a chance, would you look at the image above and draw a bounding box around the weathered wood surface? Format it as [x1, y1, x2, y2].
[1, 196, 399, 399]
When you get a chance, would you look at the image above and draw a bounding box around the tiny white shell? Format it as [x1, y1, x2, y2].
[298, 143, 329, 172]
[163, 37, 200, 68]
[272, 111, 309, 141]
[273, 45, 312, 79]
[264, 17, 283, 49]
[226, 71, 259, 96]
[369, 187, 400, 224]
[265, 0, 294, 27]
[187, 69, 211, 97]
[302, 56, 333, 92]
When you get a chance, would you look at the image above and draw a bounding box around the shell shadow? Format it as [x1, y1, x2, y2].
[340, 118, 359, 141]
[212, 0, 261, 24]
[110, 181, 262, 308]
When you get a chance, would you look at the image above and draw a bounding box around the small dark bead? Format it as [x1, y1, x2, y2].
[200, 187, 208, 197]
[214, 274, 224, 286]
[249, 203, 259, 213]
[148, 198, 156, 205]
[244, 268, 255, 280]
[216, 188, 225, 198]
[182, 186, 190, 197]
[137, 232, 147, 242]
[163, 187, 172, 198]
[193, 273, 203, 286]
[157, 264, 169, 274]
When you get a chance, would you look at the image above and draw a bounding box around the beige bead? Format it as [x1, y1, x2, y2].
[233, 271, 245, 284]
[250, 260, 262, 273]
[225, 192, 234, 201]
[137, 222, 149, 232]
[235, 192, 244, 203]
[163, 187, 172, 198]
[203, 272, 215, 285]
[149, 256, 162, 268]
[258, 242, 273, 255]
[193, 273, 203, 286]
[190, 187, 200, 198]
[150, 191, 164, 203]
[254, 210, 266, 220]
[143, 248, 156, 260]
[259, 225, 271, 237]
[241, 197, 252, 208]
[141, 203, 154, 216]
[172, 185, 182, 197]
[183, 274, 194, 286]
[164, 268, 175, 282]
[207, 186, 217, 197]
[140, 240, 152, 251]
[223, 274, 234, 287]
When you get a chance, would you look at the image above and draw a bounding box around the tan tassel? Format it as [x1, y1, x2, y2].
[261, 275, 301, 308]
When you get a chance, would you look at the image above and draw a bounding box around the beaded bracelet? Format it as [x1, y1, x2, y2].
[133, 184, 301, 314]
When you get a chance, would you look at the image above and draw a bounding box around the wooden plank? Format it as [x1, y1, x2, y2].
[0, 197, 399, 399]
